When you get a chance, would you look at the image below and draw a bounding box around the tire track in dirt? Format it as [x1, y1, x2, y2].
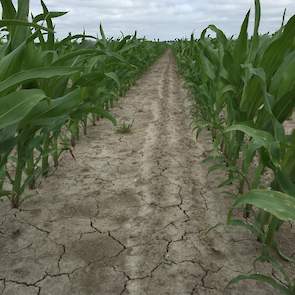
[0, 50, 283, 295]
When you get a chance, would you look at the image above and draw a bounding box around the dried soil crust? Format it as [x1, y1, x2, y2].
[0, 50, 292, 295]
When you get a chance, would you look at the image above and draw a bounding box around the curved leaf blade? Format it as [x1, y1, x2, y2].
[233, 189, 295, 221]
[0, 89, 46, 129]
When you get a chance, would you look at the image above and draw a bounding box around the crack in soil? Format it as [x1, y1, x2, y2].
[199, 264, 224, 290]
[113, 259, 168, 294]
[0, 272, 47, 292]
[18, 218, 50, 235]
[57, 244, 66, 272]
[89, 219, 102, 234]
[108, 231, 127, 257]
[177, 185, 190, 221]
[164, 233, 187, 260]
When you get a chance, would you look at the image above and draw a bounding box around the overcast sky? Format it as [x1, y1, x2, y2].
[28, 0, 295, 40]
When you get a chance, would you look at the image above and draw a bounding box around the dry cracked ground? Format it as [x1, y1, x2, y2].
[0, 50, 294, 295]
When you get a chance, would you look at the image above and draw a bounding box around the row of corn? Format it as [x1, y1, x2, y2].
[0, 0, 165, 208]
[174, 0, 295, 293]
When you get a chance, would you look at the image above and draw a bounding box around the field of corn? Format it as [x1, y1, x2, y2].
[0, 0, 294, 294]
[174, 0, 295, 293]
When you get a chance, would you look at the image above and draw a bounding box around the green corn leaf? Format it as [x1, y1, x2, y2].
[0, 0, 16, 35]
[0, 41, 26, 81]
[272, 91, 295, 123]
[0, 19, 50, 32]
[0, 89, 46, 129]
[207, 25, 227, 46]
[239, 64, 266, 115]
[29, 116, 68, 128]
[232, 189, 295, 221]
[0, 0, 16, 20]
[74, 71, 105, 87]
[260, 15, 295, 81]
[0, 66, 80, 93]
[253, 0, 261, 38]
[233, 10, 250, 64]
[52, 49, 104, 65]
[0, 125, 16, 143]
[225, 124, 274, 146]
[99, 23, 107, 48]
[228, 219, 264, 238]
[226, 125, 282, 167]
[9, 0, 30, 49]
[119, 42, 139, 54]
[0, 125, 17, 154]
[58, 34, 97, 47]
[250, 0, 261, 58]
[40, 0, 55, 49]
[270, 51, 295, 100]
[33, 11, 67, 23]
[228, 274, 291, 295]
[95, 106, 117, 126]
[105, 72, 120, 89]
[241, 141, 262, 173]
[275, 170, 295, 196]
[22, 89, 82, 127]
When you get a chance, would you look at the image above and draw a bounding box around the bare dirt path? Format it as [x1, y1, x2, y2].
[0, 50, 280, 294]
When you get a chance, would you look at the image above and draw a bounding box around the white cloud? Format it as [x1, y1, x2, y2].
[14, 0, 295, 39]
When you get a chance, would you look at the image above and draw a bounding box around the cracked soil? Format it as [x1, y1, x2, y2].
[0, 50, 294, 294]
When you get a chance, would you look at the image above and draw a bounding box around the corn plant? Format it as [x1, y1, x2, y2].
[116, 119, 135, 134]
[174, 0, 295, 293]
[0, 0, 165, 207]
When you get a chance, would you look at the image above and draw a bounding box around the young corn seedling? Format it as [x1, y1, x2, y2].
[116, 119, 135, 134]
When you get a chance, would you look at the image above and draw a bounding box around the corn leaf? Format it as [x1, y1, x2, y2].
[33, 11, 67, 23]
[0, 66, 80, 93]
[22, 89, 82, 127]
[0, 89, 46, 129]
[232, 189, 295, 221]
[225, 124, 275, 146]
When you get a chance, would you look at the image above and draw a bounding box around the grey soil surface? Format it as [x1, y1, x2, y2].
[0, 50, 293, 294]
